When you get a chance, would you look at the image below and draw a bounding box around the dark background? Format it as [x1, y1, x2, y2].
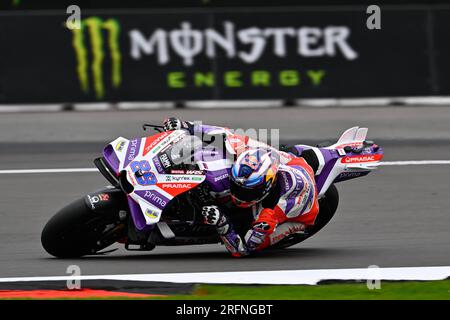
[1, 0, 449, 10]
[0, 3, 449, 103]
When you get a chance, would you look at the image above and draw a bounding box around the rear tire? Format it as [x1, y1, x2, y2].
[305, 183, 339, 238]
[41, 198, 119, 258]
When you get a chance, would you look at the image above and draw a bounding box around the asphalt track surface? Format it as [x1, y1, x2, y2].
[0, 106, 449, 278]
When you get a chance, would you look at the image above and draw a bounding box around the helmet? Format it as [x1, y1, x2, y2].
[230, 148, 280, 208]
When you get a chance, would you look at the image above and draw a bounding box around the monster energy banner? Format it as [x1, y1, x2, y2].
[0, 8, 446, 103]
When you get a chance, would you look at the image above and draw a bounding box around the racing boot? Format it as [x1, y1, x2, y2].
[244, 221, 271, 252]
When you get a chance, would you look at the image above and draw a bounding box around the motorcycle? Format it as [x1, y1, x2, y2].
[41, 125, 383, 258]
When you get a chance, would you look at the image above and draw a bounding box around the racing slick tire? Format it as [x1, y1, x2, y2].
[41, 197, 122, 258]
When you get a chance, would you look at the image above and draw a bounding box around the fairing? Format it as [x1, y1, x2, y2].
[293, 127, 384, 197]
[103, 130, 206, 230]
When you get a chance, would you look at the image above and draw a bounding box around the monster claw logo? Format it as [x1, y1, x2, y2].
[71, 17, 122, 99]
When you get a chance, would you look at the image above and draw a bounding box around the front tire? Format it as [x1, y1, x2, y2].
[41, 198, 121, 258]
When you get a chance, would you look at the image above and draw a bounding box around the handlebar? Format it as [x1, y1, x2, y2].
[142, 123, 165, 132]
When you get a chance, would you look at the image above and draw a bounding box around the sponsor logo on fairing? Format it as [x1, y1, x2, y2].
[145, 208, 159, 219]
[214, 173, 229, 182]
[186, 170, 204, 175]
[127, 139, 139, 161]
[115, 140, 126, 152]
[341, 154, 382, 163]
[170, 169, 204, 176]
[159, 153, 172, 168]
[164, 175, 200, 182]
[167, 131, 187, 147]
[162, 183, 193, 189]
[152, 156, 165, 174]
[143, 190, 168, 207]
[337, 172, 366, 180]
[143, 132, 170, 155]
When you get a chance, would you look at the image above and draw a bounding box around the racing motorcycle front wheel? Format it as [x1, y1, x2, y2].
[41, 196, 126, 258]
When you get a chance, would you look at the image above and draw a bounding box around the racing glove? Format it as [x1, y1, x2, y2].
[201, 205, 248, 257]
[163, 117, 194, 134]
[201, 205, 221, 226]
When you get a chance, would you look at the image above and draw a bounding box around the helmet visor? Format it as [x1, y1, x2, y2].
[229, 178, 268, 203]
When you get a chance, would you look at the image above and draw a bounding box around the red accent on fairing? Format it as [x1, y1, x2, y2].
[142, 131, 170, 156]
[341, 153, 383, 164]
[155, 183, 198, 197]
[0, 289, 166, 299]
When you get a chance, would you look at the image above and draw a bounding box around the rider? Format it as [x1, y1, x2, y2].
[163, 117, 320, 257]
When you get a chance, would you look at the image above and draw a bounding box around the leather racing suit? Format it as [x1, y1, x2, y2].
[162, 118, 320, 257]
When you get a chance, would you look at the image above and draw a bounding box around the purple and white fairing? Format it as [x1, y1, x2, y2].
[101, 132, 207, 231]
[293, 126, 384, 196]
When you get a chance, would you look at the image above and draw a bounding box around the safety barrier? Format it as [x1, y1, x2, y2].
[0, 6, 449, 103]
